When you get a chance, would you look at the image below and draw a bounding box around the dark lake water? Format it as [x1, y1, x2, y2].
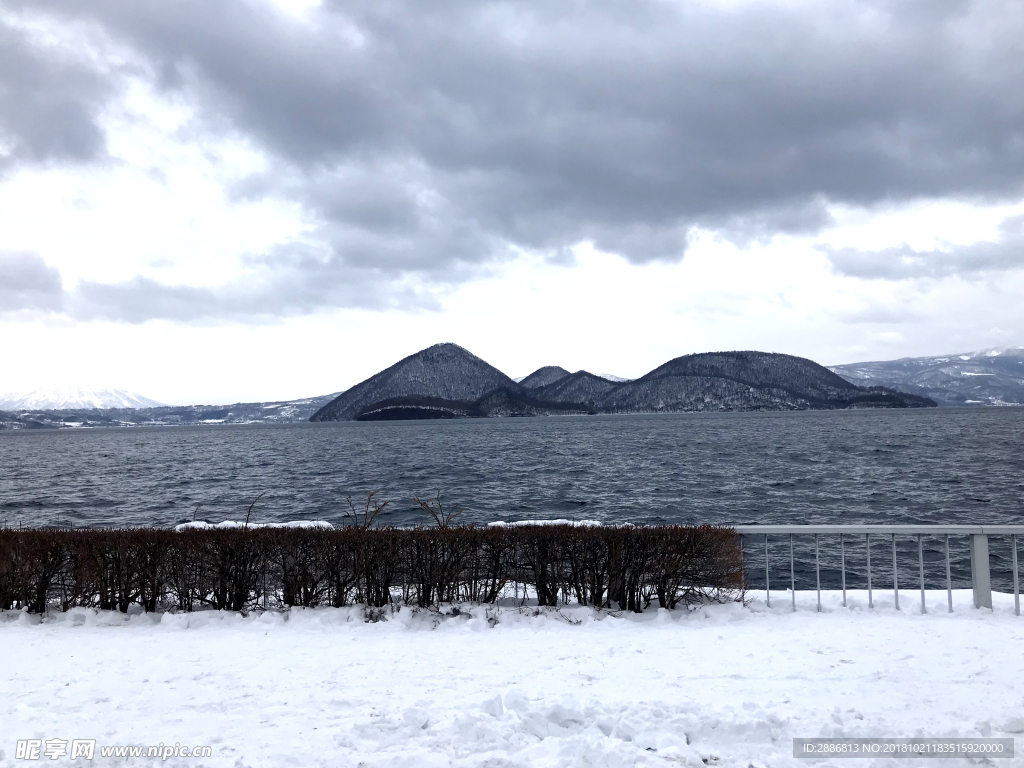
[2, 408, 1022, 590]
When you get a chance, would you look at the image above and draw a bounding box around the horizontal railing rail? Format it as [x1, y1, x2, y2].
[732, 525, 1024, 535]
[731, 525, 1023, 615]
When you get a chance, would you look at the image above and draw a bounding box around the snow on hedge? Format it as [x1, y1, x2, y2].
[172, 519, 604, 531]
[3, 590, 1024, 767]
[487, 519, 603, 527]
[173, 520, 334, 532]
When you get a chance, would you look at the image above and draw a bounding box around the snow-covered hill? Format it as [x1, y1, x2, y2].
[0, 387, 165, 410]
[830, 346, 1024, 406]
[310, 343, 519, 422]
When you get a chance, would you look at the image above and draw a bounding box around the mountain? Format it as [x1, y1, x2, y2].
[0, 386, 165, 410]
[0, 393, 341, 430]
[595, 351, 933, 413]
[310, 346, 934, 422]
[519, 366, 571, 389]
[535, 371, 620, 405]
[130, 393, 343, 425]
[643, 351, 860, 401]
[0, 410, 54, 430]
[830, 346, 1024, 406]
[352, 396, 485, 421]
[597, 373, 631, 383]
[352, 389, 592, 420]
[474, 388, 593, 417]
[310, 343, 519, 422]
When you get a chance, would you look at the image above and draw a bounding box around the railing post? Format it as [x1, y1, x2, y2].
[815, 534, 821, 613]
[945, 534, 952, 613]
[840, 533, 846, 607]
[1013, 534, 1020, 617]
[765, 534, 770, 608]
[970, 534, 992, 609]
[918, 534, 925, 614]
[892, 534, 899, 610]
[790, 534, 796, 611]
[740, 535, 745, 591]
[866, 534, 873, 608]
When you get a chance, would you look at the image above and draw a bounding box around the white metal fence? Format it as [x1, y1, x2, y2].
[733, 525, 1023, 614]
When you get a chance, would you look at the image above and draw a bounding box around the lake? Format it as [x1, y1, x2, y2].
[3, 408, 1022, 589]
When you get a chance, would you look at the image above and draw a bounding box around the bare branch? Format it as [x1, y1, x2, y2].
[345, 490, 389, 529]
[244, 493, 265, 530]
[414, 491, 465, 530]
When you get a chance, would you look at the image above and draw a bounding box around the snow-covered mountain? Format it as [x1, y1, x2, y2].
[310, 343, 518, 422]
[830, 346, 1024, 406]
[0, 387, 165, 411]
[312, 346, 933, 422]
[518, 366, 572, 389]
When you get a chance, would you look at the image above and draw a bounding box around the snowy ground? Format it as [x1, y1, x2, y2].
[3, 589, 1024, 768]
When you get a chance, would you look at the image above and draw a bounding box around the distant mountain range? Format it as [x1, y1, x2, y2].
[0, 393, 340, 430]
[829, 346, 1024, 406]
[14, 343, 1021, 431]
[309, 343, 934, 422]
[0, 387, 165, 410]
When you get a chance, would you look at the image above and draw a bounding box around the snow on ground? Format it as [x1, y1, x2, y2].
[3, 590, 1024, 767]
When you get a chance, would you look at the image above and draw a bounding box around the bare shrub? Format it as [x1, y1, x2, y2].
[0, 530, 68, 613]
[405, 527, 466, 607]
[165, 530, 204, 612]
[650, 525, 744, 608]
[272, 528, 332, 608]
[414, 492, 465, 529]
[460, 527, 515, 603]
[354, 528, 403, 607]
[345, 490, 389, 529]
[0, 524, 742, 614]
[324, 529, 359, 607]
[516, 526, 568, 607]
[201, 530, 269, 612]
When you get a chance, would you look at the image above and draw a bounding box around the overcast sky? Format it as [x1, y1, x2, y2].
[2, 0, 1023, 404]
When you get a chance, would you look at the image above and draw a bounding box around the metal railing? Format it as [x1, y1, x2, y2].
[733, 525, 1023, 615]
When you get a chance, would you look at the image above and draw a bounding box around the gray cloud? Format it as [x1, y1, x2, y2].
[0, 18, 110, 169]
[0, 252, 64, 312]
[71, 257, 442, 323]
[839, 301, 923, 325]
[826, 214, 1024, 280]
[6, 0, 1024, 321]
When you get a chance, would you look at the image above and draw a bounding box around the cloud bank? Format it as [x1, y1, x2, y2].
[826, 215, 1024, 280]
[0, 252, 64, 313]
[3, 0, 1024, 321]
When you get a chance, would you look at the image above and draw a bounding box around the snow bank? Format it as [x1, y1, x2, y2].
[3, 590, 1024, 767]
[173, 519, 605, 531]
[175, 519, 610, 532]
[173, 519, 334, 532]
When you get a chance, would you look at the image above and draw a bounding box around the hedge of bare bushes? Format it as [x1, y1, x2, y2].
[0, 525, 742, 614]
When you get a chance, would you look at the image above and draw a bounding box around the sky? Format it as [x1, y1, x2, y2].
[1, 0, 1023, 405]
